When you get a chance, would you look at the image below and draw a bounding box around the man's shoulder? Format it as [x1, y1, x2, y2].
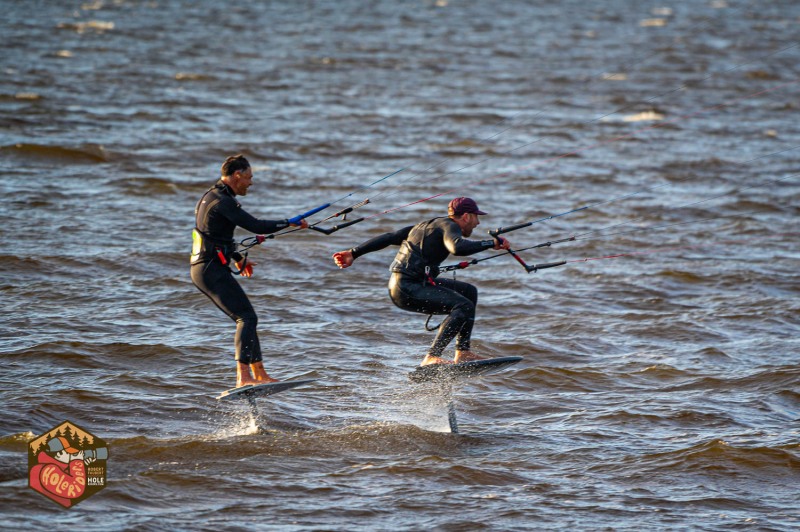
[416, 216, 452, 229]
[430, 216, 459, 232]
[219, 191, 240, 206]
[207, 186, 240, 210]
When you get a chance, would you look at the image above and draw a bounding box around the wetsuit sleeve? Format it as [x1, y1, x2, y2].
[351, 226, 413, 259]
[218, 196, 290, 235]
[442, 221, 495, 256]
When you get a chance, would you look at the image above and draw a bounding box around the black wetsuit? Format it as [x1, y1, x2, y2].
[190, 180, 289, 364]
[350, 217, 496, 358]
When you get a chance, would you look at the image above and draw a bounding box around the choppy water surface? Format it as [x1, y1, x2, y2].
[1, 0, 798, 529]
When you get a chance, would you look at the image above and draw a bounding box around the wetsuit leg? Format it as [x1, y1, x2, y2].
[190, 262, 262, 364]
[434, 277, 478, 351]
[388, 274, 477, 357]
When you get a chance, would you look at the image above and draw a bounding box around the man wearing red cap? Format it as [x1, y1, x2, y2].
[333, 197, 511, 366]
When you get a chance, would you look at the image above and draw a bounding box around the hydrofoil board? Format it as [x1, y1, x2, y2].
[408, 356, 522, 384]
[217, 378, 316, 401]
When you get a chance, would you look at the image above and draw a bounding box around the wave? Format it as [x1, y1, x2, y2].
[512, 366, 619, 393]
[56, 20, 115, 33]
[639, 439, 800, 477]
[110, 176, 182, 195]
[590, 408, 738, 429]
[1, 143, 109, 163]
[0, 431, 36, 447]
[1, 341, 188, 369]
[174, 72, 217, 82]
[0, 92, 42, 101]
[584, 439, 800, 492]
[622, 110, 665, 122]
[659, 366, 800, 394]
[440, 112, 509, 124]
[108, 421, 464, 464]
[656, 269, 707, 283]
[659, 156, 738, 172]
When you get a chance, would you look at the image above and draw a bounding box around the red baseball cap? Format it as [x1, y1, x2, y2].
[448, 197, 487, 216]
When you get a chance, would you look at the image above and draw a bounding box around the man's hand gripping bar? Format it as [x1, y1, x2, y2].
[488, 227, 532, 273]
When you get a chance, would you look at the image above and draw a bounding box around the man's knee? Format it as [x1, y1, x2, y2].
[450, 281, 478, 305]
[464, 284, 478, 304]
[451, 299, 475, 320]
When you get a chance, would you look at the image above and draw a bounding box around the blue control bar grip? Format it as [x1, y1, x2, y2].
[288, 203, 330, 225]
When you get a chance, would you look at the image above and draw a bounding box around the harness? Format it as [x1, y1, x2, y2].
[390, 218, 453, 331]
[390, 218, 446, 284]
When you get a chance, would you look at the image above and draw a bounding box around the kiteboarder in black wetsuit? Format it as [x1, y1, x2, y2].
[332, 197, 511, 366]
[191, 154, 308, 388]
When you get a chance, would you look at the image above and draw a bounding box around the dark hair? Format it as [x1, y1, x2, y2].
[221, 154, 250, 177]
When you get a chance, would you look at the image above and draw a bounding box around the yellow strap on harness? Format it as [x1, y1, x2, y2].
[191, 228, 203, 261]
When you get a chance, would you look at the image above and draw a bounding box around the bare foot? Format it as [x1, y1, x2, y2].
[236, 362, 262, 388]
[420, 354, 454, 366]
[454, 350, 488, 363]
[250, 362, 279, 384]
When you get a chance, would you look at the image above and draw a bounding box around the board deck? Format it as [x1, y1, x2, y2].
[408, 356, 523, 383]
[217, 378, 316, 401]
